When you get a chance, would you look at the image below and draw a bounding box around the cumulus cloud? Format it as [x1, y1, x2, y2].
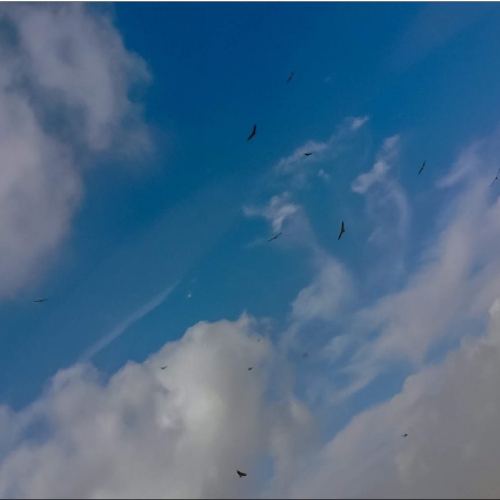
[0, 3, 150, 299]
[0, 314, 315, 499]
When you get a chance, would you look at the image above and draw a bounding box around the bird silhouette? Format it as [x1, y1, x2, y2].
[248, 367, 253, 371]
[267, 232, 282, 242]
[403, 433, 408, 437]
[418, 160, 426, 175]
[302, 352, 308, 359]
[237, 470, 247, 478]
[286, 71, 294, 83]
[304, 152, 313, 156]
[34, 298, 48, 303]
[160, 366, 167, 370]
[338, 221, 345, 240]
[247, 124, 257, 141]
[491, 168, 500, 187]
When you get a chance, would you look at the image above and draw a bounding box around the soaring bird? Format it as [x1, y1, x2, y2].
[302, 352, 308, 359]
[160, 366, 168, 370]
[403, 433, 408, 437]
[237, 470, 247, 478]
[418, 160, 426, 175]
[491, 168, 500, 187]
[34, 298, 48, 303]
[267, 232, 282, 242]
[248, 367, 253, 371]
[304, 152, 313, 156]
[247, 124, 257, 141]
[286, 71, 294, 83]
[338, 221, 345, 240]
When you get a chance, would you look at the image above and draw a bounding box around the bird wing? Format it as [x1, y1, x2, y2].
[247, 125, 256, 140]
[287, 71, 294, 82]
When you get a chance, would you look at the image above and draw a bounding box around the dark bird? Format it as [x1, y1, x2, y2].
[403, 433, 408, 437]
[338, 221, 345, 240]
[247, 124, 257, 141]
[34, 298, 48, 303]
[237, 470, 247, 478]
[304, 152, 313, 156]
[491, 168, 500, 187]
[161, 366, 167, 370]
[286, 71, 294, 83]
[248, 367, 253, 371]
[302, 352, 308, 359]
[267, 232, 282, 242]
[257, 338, 260, 342]
[418, 160, 426, 175]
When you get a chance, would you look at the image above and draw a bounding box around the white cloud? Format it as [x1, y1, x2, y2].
[0, 314, 315, 499]
[80, 281, 179, 362]
[272, 116, 369, 185]
[0, 4, 150, 299]
[284, 298, 500, 499]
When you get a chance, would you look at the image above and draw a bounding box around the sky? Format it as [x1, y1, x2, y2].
[2, 1, 500, 498]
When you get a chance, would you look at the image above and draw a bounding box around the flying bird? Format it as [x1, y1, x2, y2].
[338, 221, 345, 240]
[304, 152, 313, 156]
[237, 470, 247, 478]
[418, 160, 426, 175]
[257, 338, 260, 342]
[247, 124, 257, 141]
[248, 367, 253, 371]
[302, 352, 308, 359]
[403, 433, 408, 437]
[491, 168, 500, 187]
[160, 366, 167, 370]
[286, 71, 294, 83]
[267, 232, 282, 242]
[34, 298, 48, 303]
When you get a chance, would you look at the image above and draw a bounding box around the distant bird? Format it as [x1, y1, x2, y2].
[418, 160, 426, 175]
[257, 338, 260, 342]
[338, 221, 345, 240]
[237, 470, 247, 478]
[286, 71, 294, 83]
[302, 352, 308, 359]
[247, 124, 257, 141]
[161, 366, 167, 370]
[267, 232, 282, 242]
[248, 367, 253, 371]
[304, 152, 313, 156]
[34, 298, 48, 303]
[403, 433, 408, 437]
[491, 168, 500, 187]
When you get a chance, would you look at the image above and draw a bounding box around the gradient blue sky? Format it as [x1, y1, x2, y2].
[3, 3, 500, 498]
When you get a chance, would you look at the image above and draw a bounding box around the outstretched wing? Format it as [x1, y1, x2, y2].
[286, 71, 294, 83]
[338, 222, 345, 240]
[304, 152, 313, 156]
[419, 160, 426, 174]
[237, 470, 247, 477]
[247, 124, 257, 141]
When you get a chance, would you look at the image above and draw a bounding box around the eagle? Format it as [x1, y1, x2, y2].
[338, 221, 345, 240]
[247, 124, 257, 141]
[267, 232, 282, 242]
[237, 470, 247, 478]
[418, 160, 426, 175]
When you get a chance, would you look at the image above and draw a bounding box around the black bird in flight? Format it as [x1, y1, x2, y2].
[302, 352, 308, 359]
[247, 124, 257, 141]
[267, 232, 282, 242]
[338, 221, 345, 240]
[491, 168, 500, 187]
[160, 365, 168, 370]
[237, 470, 247, 478]
[257, 338, 260, 342]
[286, 71, 294, 83]
[34, 298, 48, 303]
[403, 433, 408, 437]
[418, 160, 426, 175]
[304, 152, 313, 156]
[248, 367, 253, 371]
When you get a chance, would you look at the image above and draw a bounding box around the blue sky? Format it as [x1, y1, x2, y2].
[3, 2, 500, 498]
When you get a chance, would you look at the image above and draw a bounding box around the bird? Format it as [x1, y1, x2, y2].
[267, 232, 282, 242]
[491, 168, 500, 187]
[248, 367, 253, 371]
[237, 470, 247, 478]
[338, 221, 345, 240]
[286, 71, 294, 83]
[304, 152, 313, 156]
[403, 433, 408, 437]
[418, 160, 426, 175]
[257, 338, 260, 342]
[247, 124, 257, 141]
[160, 366, 168, 370]
[34, 298, 48, 303]
[302, 352, 308, 359]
